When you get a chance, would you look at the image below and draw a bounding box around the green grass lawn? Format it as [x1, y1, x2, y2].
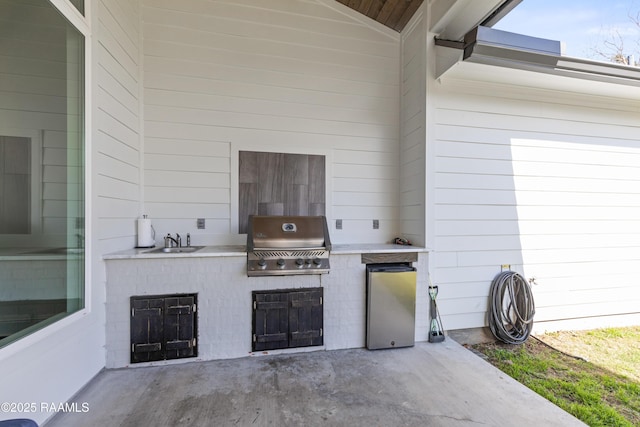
[471, 326, 640, 427]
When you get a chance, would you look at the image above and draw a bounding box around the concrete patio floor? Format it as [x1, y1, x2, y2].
[46, 340, 585, 427]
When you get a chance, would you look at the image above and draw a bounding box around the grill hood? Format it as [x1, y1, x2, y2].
[246, 215, 332, 277]
[247, 215, 331, 251]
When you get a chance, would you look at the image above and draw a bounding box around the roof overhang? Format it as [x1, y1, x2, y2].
[436, 26, 640, 87]
[430, 0, 518, 40]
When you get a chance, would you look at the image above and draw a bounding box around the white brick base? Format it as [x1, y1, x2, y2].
[105, 252, 429, 368]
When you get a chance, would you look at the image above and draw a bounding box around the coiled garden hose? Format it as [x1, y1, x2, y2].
[488, 271, 535, 344]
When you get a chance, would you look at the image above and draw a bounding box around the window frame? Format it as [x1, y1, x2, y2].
[0, 0, 92, 354]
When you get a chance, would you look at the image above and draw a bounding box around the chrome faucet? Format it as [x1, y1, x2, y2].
[164, 233, 181, 248]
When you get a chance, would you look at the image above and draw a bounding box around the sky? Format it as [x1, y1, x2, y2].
[494, 0, 640, 61]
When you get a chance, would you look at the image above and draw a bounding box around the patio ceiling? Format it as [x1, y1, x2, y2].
[335, 0, 424, 32]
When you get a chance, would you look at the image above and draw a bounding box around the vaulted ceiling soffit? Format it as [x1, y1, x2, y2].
[334, 0, 424, 32]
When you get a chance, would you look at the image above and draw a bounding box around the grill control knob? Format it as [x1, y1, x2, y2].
[295, 258, 304, 267]
[257, 259, 267, 269]
[313, 258, 322, 266]
[277, 258, 286, 268]
[305, 258, 312, 265]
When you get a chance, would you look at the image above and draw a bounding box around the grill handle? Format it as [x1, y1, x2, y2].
[251, 247, 328, 252]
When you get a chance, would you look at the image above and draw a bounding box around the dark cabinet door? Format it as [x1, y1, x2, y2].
[253, 288, 323, 351]
[253, 292, 289, 351]
[131, 297, 165, 363]
[164, 295, 197, 359]
[131, 294, 197, 363]
[289, 288, 323, 348]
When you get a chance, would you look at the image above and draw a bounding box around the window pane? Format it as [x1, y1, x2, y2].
[0, 0, 85, 347]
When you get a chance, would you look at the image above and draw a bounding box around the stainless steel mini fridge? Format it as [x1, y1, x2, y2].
[366, 264, 417, 350]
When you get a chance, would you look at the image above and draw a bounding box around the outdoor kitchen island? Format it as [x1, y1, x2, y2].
[103, 244, 429, 369]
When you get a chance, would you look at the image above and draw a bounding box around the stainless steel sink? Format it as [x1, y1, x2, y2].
[147, 246, 205, 254]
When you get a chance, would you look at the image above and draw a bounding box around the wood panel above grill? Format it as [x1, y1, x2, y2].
[336, 0, 424, 32]
[239, 151, 326, 234]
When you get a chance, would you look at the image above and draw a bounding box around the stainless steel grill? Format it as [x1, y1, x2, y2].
[246, 215, 331, 276]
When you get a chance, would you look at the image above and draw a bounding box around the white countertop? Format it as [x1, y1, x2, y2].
[102, 245, 246, 260]
[332, 244, 428, 254]
[103, 243, 427, 260]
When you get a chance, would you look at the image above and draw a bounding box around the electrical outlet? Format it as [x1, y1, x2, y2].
[336, 219, 342, 230]
[373, 219, 379, 229]
[197, 218, 205, 229]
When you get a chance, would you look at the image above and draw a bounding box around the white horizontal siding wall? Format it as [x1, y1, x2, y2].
[431, 75, 640, 332]
[399, 7, 426, 247]
[97, 0, 145, 373]
[142, 0, 401, 244]
[96, 0, 142, 254]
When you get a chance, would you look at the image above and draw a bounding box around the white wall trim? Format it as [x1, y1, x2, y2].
[425, 31, 437, 250]
[83, 0, 93, 315]
[138, 3, 146, 217]
[0, 309, 89, 361]
[49, 0, 90, 35]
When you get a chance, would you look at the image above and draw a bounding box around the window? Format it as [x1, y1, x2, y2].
[0, 0, 85, 347]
